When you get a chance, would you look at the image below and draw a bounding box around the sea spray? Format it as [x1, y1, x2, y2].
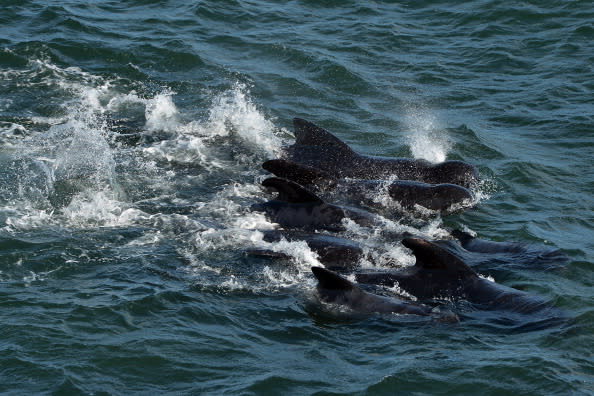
[142, 83, 282, 167]
[404, 103, 451, 163]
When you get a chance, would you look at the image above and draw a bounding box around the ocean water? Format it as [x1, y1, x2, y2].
[1, 0, 593, 394]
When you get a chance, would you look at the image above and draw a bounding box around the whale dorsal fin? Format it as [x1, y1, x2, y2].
[402, 238, 476, 277]
[451, 229, 474, 244]
[311, 266, 356, 291]
[293, 118, 355, 155]
[262, 159, 337, 186]
[262, 177, 323, 204]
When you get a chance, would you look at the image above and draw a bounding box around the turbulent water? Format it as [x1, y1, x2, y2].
[1, 1, 593, 394]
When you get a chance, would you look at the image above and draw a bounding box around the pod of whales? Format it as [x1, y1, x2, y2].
[282, 118, 479, 189]
[240, 117, 566, 325]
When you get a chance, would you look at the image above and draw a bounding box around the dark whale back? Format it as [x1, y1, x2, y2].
[253, 177, 376, 231]
[261, 177, 322, 203]
[402, 237, 476, 277]
[358, 238, 556, 314]
[311, 267, 431, 316]
[293, 118, 356, 155]
[283, 118, 478, 188]
[452, 229, 528, 254]
[388, 181, 473, 211]
[263, 159, 474, 214]
[262, 159, 336, 188]
[312, 266, 356, 291]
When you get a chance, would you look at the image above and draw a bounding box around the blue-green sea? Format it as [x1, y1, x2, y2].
[1, 1, 593, 394]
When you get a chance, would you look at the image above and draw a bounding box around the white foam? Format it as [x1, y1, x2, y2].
[459, 225, 477, 237]
[139, 83, 283, 169]
[0, 122, 26, 137]
[361, 243, 416, 269]
[267, 239, 322, 269]
[479, 273, 496, 283]
[145, 92, 180, 132]
[204, 83, 282, 155]
[384, 283, 418, 301]
[49, 118, 116, 182]
[419, 218, 451, 240]
[219, 275, 250, 291]
[0, 61, 145, 230]
[2, 205, 54, 231]
[142, 135, 216, 168]
[106, 91, 147, 113]
[61, 189, 128, 227]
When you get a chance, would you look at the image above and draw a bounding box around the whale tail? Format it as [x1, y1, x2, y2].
[311, 266, 356, 291]
[262, 177, 323, 203]
[262, 159, 337, 187]
[402, 237, 476, 277]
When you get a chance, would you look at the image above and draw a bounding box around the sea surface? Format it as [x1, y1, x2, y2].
[1, 1, 593, 394]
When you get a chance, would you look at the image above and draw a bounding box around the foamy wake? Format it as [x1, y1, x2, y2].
[1, 59, 284, 237]
[0, 62, 290, 288]
[141, 83, 283, 166]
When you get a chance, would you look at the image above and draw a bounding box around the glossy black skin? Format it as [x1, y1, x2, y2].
[246, 230, 364, 270]
[281, 118, 479, 189]
[263, 159, 474, 214]
[251, 177, 377, 232]
[386, 181, 472, 212]
[356, 238, 555, 314]
[312, 266, 432, 316]
[450, 229, 569, 269]
[347, 179, 473, 213]
[451, 229, 528, 253]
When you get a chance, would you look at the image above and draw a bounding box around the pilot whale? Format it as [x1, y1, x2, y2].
[311, 266, 434, 316]
[263, 159, 474, 214]
[281, 118, 479, 188]
[449, 229, 569, 270]
[451, 229, 528, 254]
[245, 230, 364, 270]
[451, 229, 567, 258]
[355, 238, 558, 314]
[251, 177, 379, 231]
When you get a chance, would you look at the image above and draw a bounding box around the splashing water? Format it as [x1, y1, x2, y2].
[145, 92, 180, 133]
[142, 83, 282, 167]
[404, 104, 451, 163]
[0, 61, 283, 235]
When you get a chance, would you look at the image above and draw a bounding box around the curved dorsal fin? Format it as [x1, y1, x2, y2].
[262, 159, 336, 186]
[293, 118, 355, 155]
[402, 238, 476, 277]
[311, 266, 356, 291]
[451, 229, 474, 244]
[262, 177, 323, 203]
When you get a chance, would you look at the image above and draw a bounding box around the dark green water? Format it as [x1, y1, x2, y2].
[1, 1, 593, 394]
